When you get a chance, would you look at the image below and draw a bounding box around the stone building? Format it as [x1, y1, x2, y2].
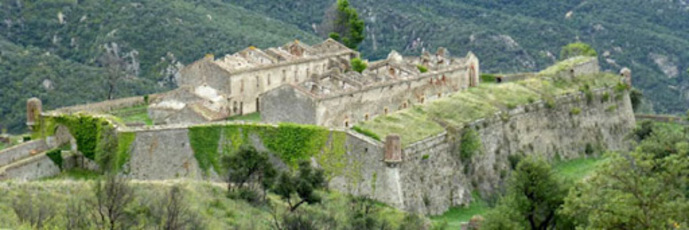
[260, 49, 480, 127]
[148, 39, 359, 124]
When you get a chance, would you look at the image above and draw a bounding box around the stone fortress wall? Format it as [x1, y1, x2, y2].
[37, 75, 629, 215]
[3, 41, 635, 216]
[261, 50, 481, 128]
[148, 39, 359, 124]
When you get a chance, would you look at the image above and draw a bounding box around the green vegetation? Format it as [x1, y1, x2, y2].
[0, 179, 415, 229]
[483, 157, 569, 229]
[324, 0, 365, 49]
[32, 114, 135, 172]
[3, 0, 689, 134]
[560, 42, 598, 60]
[352, 125, 382, 141]
[570, 107, 581, 115]
[188, 123, 349, 177]
[359, 59, 620, 145]
[431, 191, 489, 229]
[0, 0, 320, 134]
[46, 149, 64, 170]
[44, 168, 102, 181]
[351, 58, 368, 73]
[553, 157, 603, 182]
[480, 74, 497, 83]
[562, 123, 689, 228]
[417, 64, 429, 73]
[111, 105, 153, 125]
[232, 0, 689, 116]
[459, 129, 482, 163]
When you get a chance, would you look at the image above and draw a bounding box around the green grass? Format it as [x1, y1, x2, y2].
[226, 112, 262, 122]
[431, 191, 489, 229]
[553, 157, 604, 182]
[111, 105, 154, 126]
[0, 180, 413, 229]
[43, 168, 102, 181]
[432, 157, 606, 228]
[358, 59, 620, 146]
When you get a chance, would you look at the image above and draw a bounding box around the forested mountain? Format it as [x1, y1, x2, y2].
[1, 0, 688, 133]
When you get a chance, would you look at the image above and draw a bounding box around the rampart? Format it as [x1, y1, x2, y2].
[45, 85, 629, 215]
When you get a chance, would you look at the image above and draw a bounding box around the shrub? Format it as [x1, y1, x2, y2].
[570, 107, 581, 115]
[46, 149, 63, 170]
[601, 92, 610, 102]
[459, 129, 482, 163]
[351, 58, 367, 73]
[584, 143, 595, 155]
[630, 89, 643, 112]
[560, 42, 598, 60]
[417, 64, 428, 73]
[422, 154, 430, 160]
[480, 74, 497, 83]
[352, 125, 381, 141]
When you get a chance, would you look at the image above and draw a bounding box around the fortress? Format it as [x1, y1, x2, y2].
[0, 39, 636, 215]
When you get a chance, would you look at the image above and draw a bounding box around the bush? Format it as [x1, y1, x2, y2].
[352, 126, 381, 141]
[351, 58, 367, 73]
[417, 64, 428, 73]
[480, 74, 497, 83]
[459, 129, 482, 163]
[560, 42, 598, 60]
[570, 107, 581, 115]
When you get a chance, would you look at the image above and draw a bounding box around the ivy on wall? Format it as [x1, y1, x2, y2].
[46, 149, 63, 170]
[33, 114, 135, 173]
[188, 123, 350, 179]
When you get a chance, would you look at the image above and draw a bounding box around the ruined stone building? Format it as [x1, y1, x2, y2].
[260, 48, 480, 127]
[148, 39, 359, 124]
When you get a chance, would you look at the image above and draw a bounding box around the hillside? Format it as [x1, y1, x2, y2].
[233, 0, 689, 114]
[0, 0, 319, 133]
[1, 0, 688, 133]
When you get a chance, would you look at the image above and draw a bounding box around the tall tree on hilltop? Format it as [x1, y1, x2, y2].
[321, 0, 365, 50]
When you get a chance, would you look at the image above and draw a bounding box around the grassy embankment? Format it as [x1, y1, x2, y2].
[358, 57, 618, 146]
[431, 156, 605, 228]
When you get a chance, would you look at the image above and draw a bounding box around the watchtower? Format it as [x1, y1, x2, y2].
[384, 134, 402, 167]
[620, 67, 632, 87]
[26, 97, 42, 130]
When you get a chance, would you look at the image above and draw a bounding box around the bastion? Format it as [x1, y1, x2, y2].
[1, 40, 635, 215]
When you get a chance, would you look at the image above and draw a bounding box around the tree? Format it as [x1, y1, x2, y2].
[273, 161, 326, 212]
[150, 185, 204, 230]
[99, 43, 136, 100]
[222, 145, 277, 204]
[321, 0, 365, 49]
[562, 126, 689, 229]
[351, 58, 367, 73]
[91, 174, 135, 230]
[482, 157, 567, 230]
[560, 42, 597, 60]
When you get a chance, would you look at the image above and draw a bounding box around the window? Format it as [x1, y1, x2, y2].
[384, 107, 389, 115]
[282, 70, 286, 82]
[365, 113, 370, 121]
[240, 79, 244, 93]
[267, 74, 271, 86]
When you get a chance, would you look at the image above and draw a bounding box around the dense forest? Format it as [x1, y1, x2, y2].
[1, 0, 688, 133]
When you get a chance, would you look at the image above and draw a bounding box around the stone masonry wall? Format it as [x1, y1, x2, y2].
[397, 88, 635, 214]
[0, 140, 48, 167]
[113, 87, 633, 215]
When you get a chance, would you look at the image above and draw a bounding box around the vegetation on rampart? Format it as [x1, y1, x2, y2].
[33, 114, 135, 172]
[358, 58, 622, 146]
[188, 123, 349, 179]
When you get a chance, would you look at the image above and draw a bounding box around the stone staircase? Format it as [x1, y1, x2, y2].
[0, 140, 65, 180]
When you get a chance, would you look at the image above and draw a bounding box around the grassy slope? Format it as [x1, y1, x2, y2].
[0, 178, 411, 229]
[359, 58, 620, 146]
[431, 157, 605, 227]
